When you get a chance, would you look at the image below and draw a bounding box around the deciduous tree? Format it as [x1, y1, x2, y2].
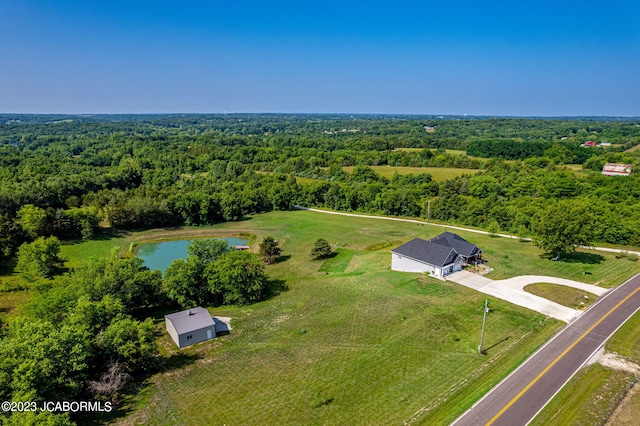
[532, 200, 595, 259]
[210, 250, 269, 305]
[15, 236, 64, 280]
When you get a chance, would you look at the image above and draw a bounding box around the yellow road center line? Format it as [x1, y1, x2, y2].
[486, 286, 640, 426]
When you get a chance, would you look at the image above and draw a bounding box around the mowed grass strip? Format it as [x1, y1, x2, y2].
[524, 283, 597, 309]
[607, 310, 640, 363]
[318, 248, 355, 273]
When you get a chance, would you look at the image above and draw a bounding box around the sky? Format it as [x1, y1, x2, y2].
[1, 0, 639, 116]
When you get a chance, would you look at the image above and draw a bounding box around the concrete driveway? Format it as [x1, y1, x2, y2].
[447, 271, 609, 322]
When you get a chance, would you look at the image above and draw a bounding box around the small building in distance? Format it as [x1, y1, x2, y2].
[602, 163, 634, 176]
[165, 307, 216, 349]
[391, 232, 481, 278]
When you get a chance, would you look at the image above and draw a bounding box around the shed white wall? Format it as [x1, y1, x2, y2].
[178, 325, 215, 348]
[165, 319, 180, 348]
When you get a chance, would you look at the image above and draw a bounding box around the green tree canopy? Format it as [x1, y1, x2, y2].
[259, 236, 282, 264]
[163, 258, 207, 308]
[210, 250, 269, 305]
[0, 319, 91, 402]
[17, 204, 48, 238]
[15, 236, 64, 280]
[95, 317, 157, 373]
[68, 255, 162, 312]
[163, 239, 230, 308]
[532, 200, 595, 259]
[187, 238, 229, 264]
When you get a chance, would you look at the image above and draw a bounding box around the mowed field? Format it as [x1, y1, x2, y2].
[4, 210, 639, 425]
[92, 210, 638, 426]
[342, 165, 480, 181]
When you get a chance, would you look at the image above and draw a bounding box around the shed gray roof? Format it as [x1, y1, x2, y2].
[165, 307, 215, 335]
[391, 238, 461, 267]
[429, 232, 480, 258]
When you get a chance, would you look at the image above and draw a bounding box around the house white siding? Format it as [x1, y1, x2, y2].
[392, 253, 442, 276]
[391, 253, 462, 278]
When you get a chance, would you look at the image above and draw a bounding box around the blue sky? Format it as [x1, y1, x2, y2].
[1, 1, 639, 116]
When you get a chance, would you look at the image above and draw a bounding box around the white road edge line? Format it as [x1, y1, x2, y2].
[449, 273, 640, 426]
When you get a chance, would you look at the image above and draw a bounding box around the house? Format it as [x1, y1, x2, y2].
[165, 307, 216, 348]
[391, 232, 481, 278]
[581, 141, 597, 147]
[602, 163, 634, 176]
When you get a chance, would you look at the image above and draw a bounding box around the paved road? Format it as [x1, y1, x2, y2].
[451, 273, 640, 426]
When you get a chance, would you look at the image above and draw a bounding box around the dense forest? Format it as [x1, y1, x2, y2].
[1, 114, 639, 253]
[1, 114, 640, 424]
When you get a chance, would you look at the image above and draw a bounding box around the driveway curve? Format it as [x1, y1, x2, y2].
[448, 271, 609, 322]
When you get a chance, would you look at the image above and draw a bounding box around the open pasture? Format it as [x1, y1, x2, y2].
[113, 210, 639, 425]
[10, 209, 639, 425]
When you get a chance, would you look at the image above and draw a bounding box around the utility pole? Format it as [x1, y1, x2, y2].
[478, 299, 489, 355]
[427, 199, 431, 220]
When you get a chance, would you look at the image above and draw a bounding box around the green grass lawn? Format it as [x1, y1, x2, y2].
[524, 283, 597, 309]
[607, 310, 640, 363]
[59, 234, 127, 269]
[100, 210, 598, 425]
[4, 210, 639, 425]
[480, 238, 640, 288]
[318, 248, 355, 272]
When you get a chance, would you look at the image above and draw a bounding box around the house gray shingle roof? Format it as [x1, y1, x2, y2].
[391, 238, 462, 267]
[429, 231, 480, 258]
[165, 307, 215, 334]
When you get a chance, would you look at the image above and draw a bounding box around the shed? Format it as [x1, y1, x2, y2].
[165, 307, 216, 348]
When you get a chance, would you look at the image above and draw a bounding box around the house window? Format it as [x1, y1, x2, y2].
[186, 335, 193, 340]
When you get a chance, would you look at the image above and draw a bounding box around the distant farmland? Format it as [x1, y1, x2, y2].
[342, 165, 480, 181]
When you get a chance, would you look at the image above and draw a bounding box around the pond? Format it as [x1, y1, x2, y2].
[137, 238, 248, 272]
